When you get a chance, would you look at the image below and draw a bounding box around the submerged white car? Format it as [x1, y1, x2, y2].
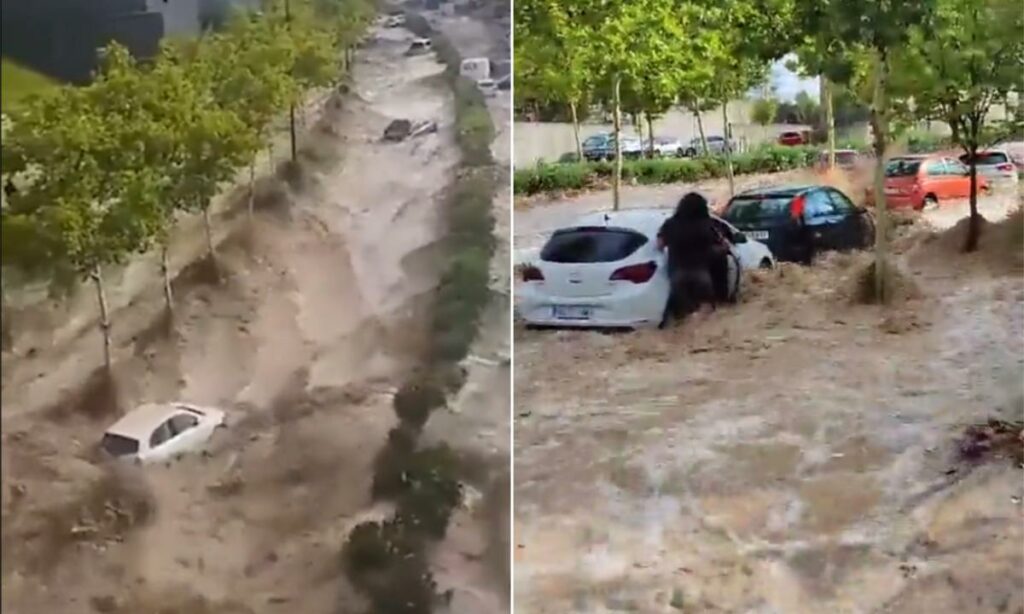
[516, 208, 774, 328]
[101, 403, 227, 464]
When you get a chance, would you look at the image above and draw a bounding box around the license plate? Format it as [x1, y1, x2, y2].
[884, 187, 901, 195]
[748, 230, 769, 240]
[552, 305, 592, 320]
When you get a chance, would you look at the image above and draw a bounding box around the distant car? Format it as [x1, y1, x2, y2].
[879, 155, 989, 210]
[959, 150, 1019, 188]
[101, 403, 227, 464]
[721, 185, 875, 264]
[516, 208, 772, 329]
[405, 38, 433, 56]
[581, 133, 643, 161]
[778, 131, 806, 146]
[648, 136, 685, 158]
[816, 149, 861, 170]
[682, 135, 734, 157]
[477, 78, 498, 97]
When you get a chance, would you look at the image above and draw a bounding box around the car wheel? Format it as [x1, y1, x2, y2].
[921, 194, 939, 211]
[759, 258, 773, 269]
[676, 148, 685, 158]
[685, 147, 697, 157]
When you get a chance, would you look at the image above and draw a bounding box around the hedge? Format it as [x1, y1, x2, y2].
[513, 145, 821, 196]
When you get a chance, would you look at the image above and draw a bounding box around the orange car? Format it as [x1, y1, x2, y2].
[874, 154, 989, 210]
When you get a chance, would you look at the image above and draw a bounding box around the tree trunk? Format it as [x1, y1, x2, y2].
[1, 275, 11, 352]
[612, 75, 623, 211]
[91, 267, 112, 372]
[248, 160, 257, 220]
[289, 103, 298, 162]
[202, 206, 216, 260]
[646, 112, 655, 158]
[161, 245, 174, 316]
[570, 100, 583, 162]
[965, 139, 981, 252]
[268, 140, 275, 173]
[695, 110, 709, 156]
[722, 104, 735, 196]
[869, 52, 891, 304]
[825, 77, 836, 169]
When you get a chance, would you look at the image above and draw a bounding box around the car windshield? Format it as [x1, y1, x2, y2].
[723, 196, 794, 222]
[101, 433, 140, 457]
[583, 136, 606, 147]
[540, 227, 648, 263]
[886, 159, 922, 177]
[961, 152, 1009, 166]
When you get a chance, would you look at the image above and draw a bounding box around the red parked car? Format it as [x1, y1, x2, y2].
[778, 131, 806, 146]
[878, 155, 989, 210]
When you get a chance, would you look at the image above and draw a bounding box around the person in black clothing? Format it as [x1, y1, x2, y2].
[657, 192, 730, 323]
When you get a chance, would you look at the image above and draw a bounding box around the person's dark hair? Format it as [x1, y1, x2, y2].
[673, 192, 709, 220]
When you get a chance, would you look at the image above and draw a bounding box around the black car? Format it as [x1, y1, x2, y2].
[720, 185, 875, 264]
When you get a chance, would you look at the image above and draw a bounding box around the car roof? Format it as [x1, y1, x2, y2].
[567, 207, 733, 238]
[733, 185, 818, 199]
[106, 403, 208, 439]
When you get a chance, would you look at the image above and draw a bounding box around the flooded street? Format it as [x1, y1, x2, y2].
[513, 184, 1024, 612]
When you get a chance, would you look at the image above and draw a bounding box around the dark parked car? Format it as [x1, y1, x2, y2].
[720, 185, 875, 264]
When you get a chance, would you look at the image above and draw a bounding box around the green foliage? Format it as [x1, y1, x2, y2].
[392, 380, 446, 429]
[514, 145, 820, 195]
[751, 97, 779, 127]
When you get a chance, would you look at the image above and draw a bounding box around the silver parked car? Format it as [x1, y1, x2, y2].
[684, 135, 735, 157]
[648, 136, 685, 158]
[959, 150, 1019, 187]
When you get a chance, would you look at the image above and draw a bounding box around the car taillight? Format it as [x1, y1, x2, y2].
[789, 194, 806, 220]
[522, 265, 544, 282]
[997, 163, 1014, 171]
[609, 261, 657, 284]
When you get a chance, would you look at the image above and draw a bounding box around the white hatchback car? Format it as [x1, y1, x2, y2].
[959, 150, 1019, 187]
[516, 209, 774, 328]
[101, 403, 227, 464]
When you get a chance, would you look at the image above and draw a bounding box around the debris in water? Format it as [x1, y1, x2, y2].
[383, 119, 412, 141]
[957, 419, 1024, 465]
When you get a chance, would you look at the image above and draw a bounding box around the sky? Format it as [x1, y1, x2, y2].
[769, 54, 820, 102]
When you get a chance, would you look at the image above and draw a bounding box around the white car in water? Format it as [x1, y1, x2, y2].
[101, 403, 227, 464]
[516, 208, 774, 328]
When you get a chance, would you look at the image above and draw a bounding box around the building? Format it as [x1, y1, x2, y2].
[1, 0, 207, 84]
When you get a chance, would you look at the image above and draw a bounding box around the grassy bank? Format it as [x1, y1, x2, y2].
[340, 12, 499, 613]
[1, 58, 59, 111]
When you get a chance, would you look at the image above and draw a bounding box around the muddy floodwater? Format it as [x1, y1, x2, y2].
[514, 187, 1024, 613]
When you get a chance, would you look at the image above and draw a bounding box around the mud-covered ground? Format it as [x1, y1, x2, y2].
[2, 18, 505, 614]
[513, 182, 1024, 613]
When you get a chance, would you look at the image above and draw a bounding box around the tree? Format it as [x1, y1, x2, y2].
[3, 85, 164, 371]
[795, 0, 940, 304]
[895, 0, 1024, 251]
[514, 0, 593, 162]
[751, 95, 779, 140]
[572, 0, 704, 210]
[197, 18, 295, 225]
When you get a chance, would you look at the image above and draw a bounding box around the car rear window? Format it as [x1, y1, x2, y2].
[723, 196, 793, 223]
[886, 159, 922, 177]
[102, 433, 139, 457]
[540, 227, 648, 263]
[961, 152, 1009, 165]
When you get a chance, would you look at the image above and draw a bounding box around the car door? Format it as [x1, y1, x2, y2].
[825, 189, 867, 249]
[946, 158, 973, 197]
[147, 419, 175, 463]
[801, 189, 844, 251]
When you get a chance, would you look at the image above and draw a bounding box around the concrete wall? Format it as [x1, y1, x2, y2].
[514, 101, 812, 168]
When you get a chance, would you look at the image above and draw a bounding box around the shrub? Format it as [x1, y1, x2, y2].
[513, 144, 822, 195]
[393, 380, 446, 428]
